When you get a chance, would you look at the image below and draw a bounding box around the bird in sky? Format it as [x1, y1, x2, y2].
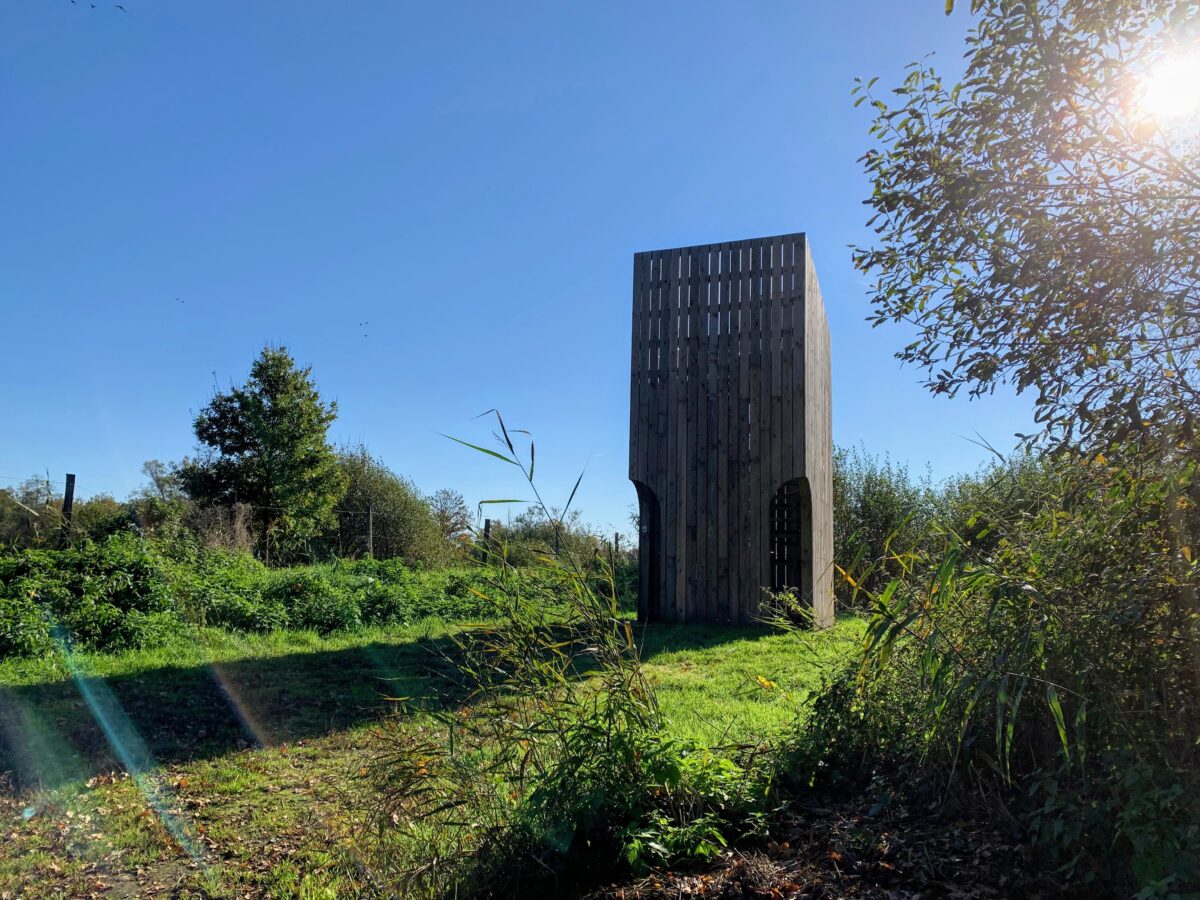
[115, 3, 126, 9]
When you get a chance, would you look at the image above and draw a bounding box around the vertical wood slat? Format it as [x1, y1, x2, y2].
[676, 248, 688, 621]
[656, 250, 666, 618]
[695, 249, 704, 623]
[706, 248, 719, 622]
[805, 242, 834, 626]
[724, 247, 738, 624]
[630, 252, 646, 619]
[709, 246, 725, 622]
[729, 244, 745, 624]
[630, 232, 831, 627]
[789, 237, 803, 482]
[667, 247, 676, 628]
[630, 253, 645, 484]
[647, 252, 656, 484]
[677, 248, 688, 621]
[686, 250, 700, 624]
[758, 239, 772, 616]
[658, 251, 669, 619]
[696, 250, 700, 624]
[739, 240, 758, 628]
[770, 236, 785, 593]
[702, 246, 715, 622]
[733, 244, 748, 623]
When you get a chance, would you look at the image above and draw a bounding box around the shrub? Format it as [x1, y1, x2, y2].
[832, 445, 933, 607]
[69, 494, 135, 542]
[0, 593, 53, 657]
[263, 570, 360, 634]
[790, 450, 1200, 894]
[358, 578, 415, 626]
[0, 533, 189, 654]
[366, 413, 754, 896]
[186, 549, 284, 632]
[331, 445, 450, 565]
[0, 527, 562, 659]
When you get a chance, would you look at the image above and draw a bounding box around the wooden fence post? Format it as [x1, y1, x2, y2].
[60, 473, 76, 542]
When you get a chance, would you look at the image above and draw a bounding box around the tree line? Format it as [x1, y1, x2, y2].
[0, 346, 479, 566]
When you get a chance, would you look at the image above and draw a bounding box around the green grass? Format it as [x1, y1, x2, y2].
[639, 616, 867, 746]
[0, 616, 864, 896]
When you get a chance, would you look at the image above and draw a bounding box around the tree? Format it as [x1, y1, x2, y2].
[0, 476, 61, 547]
[177, 346, 345, 559]
[849, 8, 1200, 880]
[125, 460, 190, 539]
[490, 506, 605, 566]
[832, 445, 933, 605]
[139, 459, 184, 501]
[334, 445, 447, 564]
[854, 0, 1200, 456]
[428, 488, 472, 545]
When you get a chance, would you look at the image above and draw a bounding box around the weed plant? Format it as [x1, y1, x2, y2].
[0, 532, 524, 658]
[364, 413, 772, 897]
[781, 449, 1200, 895]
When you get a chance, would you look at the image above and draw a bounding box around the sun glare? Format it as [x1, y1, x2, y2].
[1139, 50, 1200, 121]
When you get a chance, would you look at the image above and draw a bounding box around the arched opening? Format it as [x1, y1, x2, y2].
[632, 480, 661, 621]
[769, 477, 812, 605]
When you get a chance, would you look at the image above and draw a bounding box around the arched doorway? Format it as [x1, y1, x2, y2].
[769, 477, 812, 605]
[632, 480, 661, 621]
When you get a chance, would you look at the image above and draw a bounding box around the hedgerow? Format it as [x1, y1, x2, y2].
[0, 532, 530, 658]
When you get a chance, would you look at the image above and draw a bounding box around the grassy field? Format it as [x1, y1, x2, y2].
[0, 616, 865, 897]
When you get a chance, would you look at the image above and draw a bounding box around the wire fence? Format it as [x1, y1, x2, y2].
[1, 471, 635, 564]
[0, 472, 379, 559]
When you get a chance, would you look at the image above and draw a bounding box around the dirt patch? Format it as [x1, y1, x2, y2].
[588, 792, 1052, 899]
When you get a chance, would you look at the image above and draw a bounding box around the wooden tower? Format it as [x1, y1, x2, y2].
[628, 232, 833, 626]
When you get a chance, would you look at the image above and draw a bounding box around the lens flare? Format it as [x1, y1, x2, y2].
[1139, 50, 1200, 121]
[51, 627, 208, 868]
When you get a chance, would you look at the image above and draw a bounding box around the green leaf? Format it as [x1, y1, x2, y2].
[441, 434, 516, 465]
[1046, 684, 1069, 764]
[562, 467, 587, 518]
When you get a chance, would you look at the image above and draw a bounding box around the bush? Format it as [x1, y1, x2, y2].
[331, 446, 450, 565]
[367, 549, 762, 896]
[0, 593, 53, 657]
[365, 413, 755, 896]
[0, 533, 189, 654]
[790, 450, 1200, 894]
[264, 570, 360, 633]
[187, 551, 285, 633]
[0, 532, 530, 658]
[832, 445, 933, 607]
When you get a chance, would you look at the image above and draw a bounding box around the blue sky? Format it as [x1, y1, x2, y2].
[1, 0, 1034, 534]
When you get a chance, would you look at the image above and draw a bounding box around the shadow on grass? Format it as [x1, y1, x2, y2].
[0, 622, 788, 793]
[0, 635, 466, 793]
[634, 621, 774, 661]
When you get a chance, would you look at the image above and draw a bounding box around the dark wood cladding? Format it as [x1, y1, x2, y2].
[629, 232, 833, 626]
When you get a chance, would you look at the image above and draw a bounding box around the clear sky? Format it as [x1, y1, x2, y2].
[1, 0, 1035, 535]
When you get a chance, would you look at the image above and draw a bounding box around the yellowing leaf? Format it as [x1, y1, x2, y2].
[755, 675, 778, 691]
